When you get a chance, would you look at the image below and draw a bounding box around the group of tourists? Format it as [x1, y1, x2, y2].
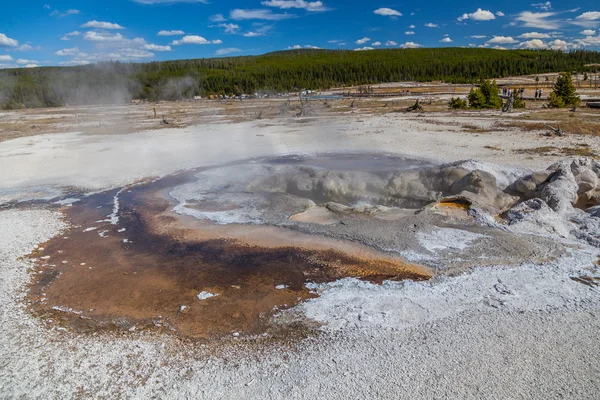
[502, 87, 526, 98]
[501, 87, 544, 99]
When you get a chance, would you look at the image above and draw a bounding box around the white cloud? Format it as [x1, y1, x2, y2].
[486, 36, 518, 44]
[210, 14, 226, 22]
[470, 35, 487, 39]
[158, 30, 185, 36]
[81, 21, 125, 30]
[519, 39, 547, 49]
[548, 39, 568, 50]
[219, 23, 241, 33]
[515, 11, 560, 30]
[424, 23, 438, 28]
[518, 32, 551, 39]
[458, 9, 495, 22]
[51, 9, 80, 17]
[581, 30, 596, 35]
[16, 44, 37, 52]
[287, 44, 320, 49]
[55, 47, 81, 56]
[374, 8, 402, 17]
[0, 33, 19, 47]
[230, 9, 296, 20]
[576, 12, 600, 21]
[60, 31, 81, 41]
[400, 42, 421, 48]
[244, 32, 263, 37]
[409, 25, 415, 29]
[354, 47, 374, 51]
[385, 41, 397, 46]
[575, 35, 600, 47]
[531, 2, 552, 11]
[171, 35, 221, 45]
[144, 44, 172, 51]
[216, 47, 242, 55]
[372, 41, 382, 46]
[405, 31, 415, 35]
[496, 11, 505, 17]
[355, 37, 370, 45]
[440, 37, 453, 43]
[261, 1, 328, 12]
[0, 55, 14, 61]
[16, 58, 38, 65]
[84, 32, 125, 42]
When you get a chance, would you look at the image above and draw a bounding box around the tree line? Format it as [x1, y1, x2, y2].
[2, 48, 600, 109]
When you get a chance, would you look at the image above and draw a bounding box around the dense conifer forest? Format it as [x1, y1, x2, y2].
[2, 48, 600, 109]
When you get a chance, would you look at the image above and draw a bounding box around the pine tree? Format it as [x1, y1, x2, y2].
[549, 72, 580, 107]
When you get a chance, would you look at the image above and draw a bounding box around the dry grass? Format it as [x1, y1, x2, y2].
[515, 145, 598, 158]
[494, 119, 600, 136]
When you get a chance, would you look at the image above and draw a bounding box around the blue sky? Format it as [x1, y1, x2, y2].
[1, 1, 600, 68]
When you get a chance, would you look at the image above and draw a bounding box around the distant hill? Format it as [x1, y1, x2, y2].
[2, 48, 600, 109]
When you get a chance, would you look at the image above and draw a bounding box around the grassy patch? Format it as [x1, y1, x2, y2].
[494, 119, 600, 136]
[515, 146, 598, 158]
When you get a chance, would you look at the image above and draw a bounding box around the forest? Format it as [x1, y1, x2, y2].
[1, 47, 600, 109]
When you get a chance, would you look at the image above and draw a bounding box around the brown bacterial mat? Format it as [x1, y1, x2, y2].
[27, 172, 431, 340]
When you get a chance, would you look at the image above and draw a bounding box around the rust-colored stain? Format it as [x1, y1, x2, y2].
[27, 173, 431, 340]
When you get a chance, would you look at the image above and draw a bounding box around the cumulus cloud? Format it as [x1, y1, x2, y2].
[496, 11, 505, 17]
[515, 11, 560, 30]
[287, 44, 320, 49]
[61, 31, 81, 41]
[216, 47, 242, 55]
[400, 42, 421, 48]
[50, 9, 80, 17]
[171, 35, 221, 45]
[470, 35, 487, 39]
[230, 9, 296, 20]
[354, 47, 374, 51]
[261, 1, 328, 12]
[219, 23, 241, 33]
[518, 32, 551, 39]
[84, 32, 125, 42]
[440, 37, 453, 43]
[144, 44, 172, 51]
[548, 39, 569, 50]
[424, 23, 438, 28]
[531, 2, 552, 11]
[355, 37, 370, 45]
[55, 47, 81, 56]
[385, 41, 397, 46]
[210, 14, 226, 22]
[372, 41, 382, 46]
[374, 8, 402, 17]
[158, 30, 185, 36]
[0, 55, 14, 61]
[486, 36, 518, 44]
[405, 31, 415, 35]
[0, 33, 19, 47]
[581, 30, 596, 35]
[457, 9, 496, 22]
[518, 39, 547, 49]
[81, 21, 125, 30]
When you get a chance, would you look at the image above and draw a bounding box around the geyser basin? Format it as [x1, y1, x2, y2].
[29, 153, 593, 340]
[29, 154, 439, 340]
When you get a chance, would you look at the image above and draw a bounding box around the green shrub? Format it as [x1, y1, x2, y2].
[448, 97, 468, 109]
[548, 72, 580, 108]
[468, 79, 502, 109]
